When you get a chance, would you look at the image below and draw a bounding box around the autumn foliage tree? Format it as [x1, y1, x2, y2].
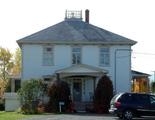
[93, 75, 113, 113]
[11, 48, 21, 76]
[0, 47, 13, 97]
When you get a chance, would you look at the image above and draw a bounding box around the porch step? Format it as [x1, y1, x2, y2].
[74, 102, 92, 112]
[74, 102, 86, 112]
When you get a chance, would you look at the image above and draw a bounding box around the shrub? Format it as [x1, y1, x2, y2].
[151, 81, 155, 93]
[47, 80, 71, 112]
[93, 75, 113, 113]
[0, 98, 4, 111]
[17, 79, 44, 114]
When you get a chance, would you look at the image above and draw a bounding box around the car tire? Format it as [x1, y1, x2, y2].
[123, 110, 133, 120]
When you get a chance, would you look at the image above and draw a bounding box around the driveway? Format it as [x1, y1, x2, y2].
[22, 114, 155, 120]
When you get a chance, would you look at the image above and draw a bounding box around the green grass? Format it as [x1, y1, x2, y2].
[0, 111, 33, 120]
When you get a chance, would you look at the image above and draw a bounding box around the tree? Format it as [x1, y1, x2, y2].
[11, 48, 21, 75]
[0, 47, 13, 97]
[93, 75, 113, 113]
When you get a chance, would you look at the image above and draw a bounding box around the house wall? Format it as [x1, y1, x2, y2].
[22, 44, 131, 93]
[110, 46, 131, 92]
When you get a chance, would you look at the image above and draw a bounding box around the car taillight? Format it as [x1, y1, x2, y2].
[115, 101, 121, 108]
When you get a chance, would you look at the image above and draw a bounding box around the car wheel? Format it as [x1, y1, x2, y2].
[123, 110, 133, 120]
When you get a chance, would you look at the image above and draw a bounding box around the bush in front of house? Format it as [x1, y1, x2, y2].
[17, 79, 44, 114]
[0, 98, 4, 111]
[93, 75, 113, 113]
[151, 81, 155, 93]
[47, 80, 71, 113]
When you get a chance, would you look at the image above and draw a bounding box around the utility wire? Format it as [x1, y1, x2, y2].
[132, 52, 155, 56]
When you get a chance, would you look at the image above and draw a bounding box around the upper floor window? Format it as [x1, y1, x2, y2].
[100, 47, 110, 66]
[43, 46, 53, 66]
[72, 47, 81, 64]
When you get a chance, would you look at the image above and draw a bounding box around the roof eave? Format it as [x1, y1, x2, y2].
[17, 40, 137, 46]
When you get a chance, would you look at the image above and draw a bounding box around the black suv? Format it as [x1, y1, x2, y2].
[109, 92, 155, 120]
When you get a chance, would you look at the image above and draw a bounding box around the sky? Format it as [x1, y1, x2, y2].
[0, 0, 155, 78]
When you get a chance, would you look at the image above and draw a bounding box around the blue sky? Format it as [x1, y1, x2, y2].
[0, 0, 155, 77]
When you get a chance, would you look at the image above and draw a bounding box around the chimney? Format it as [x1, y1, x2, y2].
[85, 9, 89, 23]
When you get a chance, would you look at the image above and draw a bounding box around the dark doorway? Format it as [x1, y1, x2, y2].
[73, 80, 82, 102]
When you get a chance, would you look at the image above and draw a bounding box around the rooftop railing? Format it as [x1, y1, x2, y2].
[65, 10, 82, 20]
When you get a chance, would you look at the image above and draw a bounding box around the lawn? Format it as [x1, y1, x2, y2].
[0, 111, 33, 120]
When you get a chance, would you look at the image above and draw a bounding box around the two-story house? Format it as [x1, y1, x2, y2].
[5, 10, 137, 111]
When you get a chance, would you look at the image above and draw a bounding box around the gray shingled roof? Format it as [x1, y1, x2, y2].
[17, 18, 137, 45]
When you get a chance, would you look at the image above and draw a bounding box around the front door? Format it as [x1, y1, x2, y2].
[73, 80, 82, 102]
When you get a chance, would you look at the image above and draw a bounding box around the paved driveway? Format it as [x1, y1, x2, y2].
[22, 114, 155, 120]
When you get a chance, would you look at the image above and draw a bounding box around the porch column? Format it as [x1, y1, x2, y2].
[147, 78, 150, 93]
[132, 78, 135, 92]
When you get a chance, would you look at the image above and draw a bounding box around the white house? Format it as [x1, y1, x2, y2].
[5, 10, 137, 111]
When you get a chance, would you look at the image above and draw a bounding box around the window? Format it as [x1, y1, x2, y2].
[100, 48, 110, 66]
[133, 94, 149, 104]
[15, 79, 21, 92]
[120, 93, 133, 103]
[5, 79, 21, 92]
[150, 95, 155, 105]
[43, 46, 53, 66]
[44, 78, 51, 81]
[43, 78, 53, 92]
[72, 47, 81, 64]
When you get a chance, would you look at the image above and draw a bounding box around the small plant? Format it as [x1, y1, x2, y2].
[17, 79, 44, 114]
[47, 80, 71, 112]
[93, 75, 113, 113]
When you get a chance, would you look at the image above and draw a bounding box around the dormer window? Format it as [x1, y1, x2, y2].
[72, 47, 81, 64]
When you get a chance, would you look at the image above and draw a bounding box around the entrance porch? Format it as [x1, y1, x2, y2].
[63, 76, 96, 111]
[55, 64, 107, 111]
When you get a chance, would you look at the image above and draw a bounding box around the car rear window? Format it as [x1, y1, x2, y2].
[118, 93, 133, 103]
[111, 93, 122, 103]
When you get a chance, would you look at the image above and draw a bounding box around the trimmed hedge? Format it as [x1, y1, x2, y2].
[47, 80, 71, 112]
[93, 75, 113, 113]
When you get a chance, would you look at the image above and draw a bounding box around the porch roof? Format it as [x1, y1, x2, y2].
[132, 70, 150, 78]
[55, 64, 108, 77]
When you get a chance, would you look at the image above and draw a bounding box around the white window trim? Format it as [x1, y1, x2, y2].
[99, 47, 110, 67]
[42, 45, 54, 66]
[71, 46, 82, 65]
